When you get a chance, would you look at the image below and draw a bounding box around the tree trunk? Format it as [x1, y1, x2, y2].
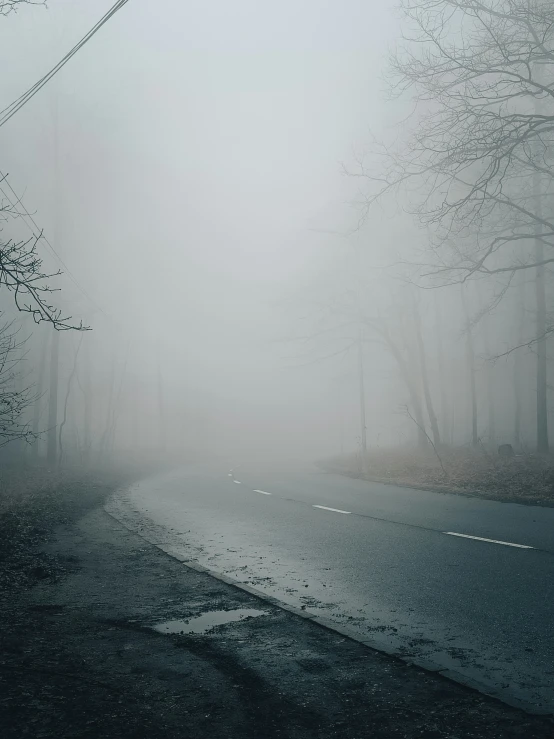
[31, 329, 49, 459]
[157, 356, 167, 454]
[532, 89, 549, 453]
[100, 356, 116, 462]
[385, 334, 427, 448]
[412, 292, 441, 447]
[10, 340, 25, 462]
[460, 286, 478, 447]
[59, 336, 83, 467]
[105, 344, 129, 459]
[357, 324, 367, 460]
[82, 336, 92, 465]
[366, 319, 428, 448]
[534, 170, 549, 453]
[433, 291, 449, 444]
[404, 371, 428, 449]
[477, 285, 496, 447]
[47, 328, 60, 465]
[483, 321, 496, 447]
[514, 276, 525, 449]
[47, 85, 61, 467]
[131, 374, 139, 454]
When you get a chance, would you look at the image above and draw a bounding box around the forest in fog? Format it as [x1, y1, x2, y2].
[1, 0, 554, 485]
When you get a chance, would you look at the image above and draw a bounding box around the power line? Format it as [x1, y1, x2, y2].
[0, 0, 131, 129]
[0, 0, 133, 319]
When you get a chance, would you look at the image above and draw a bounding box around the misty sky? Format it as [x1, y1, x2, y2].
[0, 1, 414, 457]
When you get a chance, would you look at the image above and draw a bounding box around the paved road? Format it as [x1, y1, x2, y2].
[109, 460, 554, 713]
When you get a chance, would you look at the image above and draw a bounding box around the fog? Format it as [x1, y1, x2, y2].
[0, 0, 550, 467]
[6, 5, 554, 729]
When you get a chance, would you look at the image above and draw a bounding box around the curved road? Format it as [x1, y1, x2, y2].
[108, 460, 554, 714]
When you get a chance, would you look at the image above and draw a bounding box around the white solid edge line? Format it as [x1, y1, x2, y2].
[444, 531, 534, 549]
[253, 489, 272, 495]
[233, 480, 241, 485]
[313, 504, 351, 515]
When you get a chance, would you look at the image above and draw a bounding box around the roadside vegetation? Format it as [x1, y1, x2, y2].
[322, 447, 554, 506]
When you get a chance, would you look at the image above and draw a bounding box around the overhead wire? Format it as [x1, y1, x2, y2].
[0, 0, 133, 319]
[0, 0, 131, 129]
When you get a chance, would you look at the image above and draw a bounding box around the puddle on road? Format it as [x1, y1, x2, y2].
[151, 608, 269, 635]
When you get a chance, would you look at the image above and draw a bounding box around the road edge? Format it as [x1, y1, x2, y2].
[105, 497, 553, 720]
[316, 465, 554, 508]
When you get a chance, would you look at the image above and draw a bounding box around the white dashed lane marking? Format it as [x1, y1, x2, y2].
[313, 505, 351, 515]
[228, 476, 533, 549]
[444, 532, 534, 549]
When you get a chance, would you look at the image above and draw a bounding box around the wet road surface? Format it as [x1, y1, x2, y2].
[108, 461, 554, 713]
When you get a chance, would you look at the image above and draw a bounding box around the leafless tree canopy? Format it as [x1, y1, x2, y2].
[355, 0, 554, 284]
[0, 192, 85, 331]
[0, 0, 44, 16]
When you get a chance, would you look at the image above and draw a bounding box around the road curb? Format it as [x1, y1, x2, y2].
[105, 503, 553, 719]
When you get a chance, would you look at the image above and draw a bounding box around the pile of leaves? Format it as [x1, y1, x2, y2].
[321, 447, 554, 506]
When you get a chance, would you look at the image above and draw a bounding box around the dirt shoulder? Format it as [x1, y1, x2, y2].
[1, 471, 553, 738]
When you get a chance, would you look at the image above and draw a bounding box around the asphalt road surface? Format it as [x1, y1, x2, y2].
[108, 460, 554, 713]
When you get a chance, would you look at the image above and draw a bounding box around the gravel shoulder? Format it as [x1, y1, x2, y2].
[1, 471, 553, 738]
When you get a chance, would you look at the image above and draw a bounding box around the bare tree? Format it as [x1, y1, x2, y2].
[58, 335, 83, 466]
[475, 283, 497, 446]
[0, 230, 84, 331]
[352, 0, 554, 290]
[0, 0, 44, 16]
[82, 336, 92, 464]
[411, 290, 441, 447]
[0, 316, 36, 447]
[433, 290, 450, 443]
[46, 327, 59, 465]
[461, 285, 479, 447]
[30, 328, 48, 457]
[402, 405, 448, 479]
[362, 315, 429, 448]
[513, 275, 527, 447]
[352, 0, 554, 451]
[372, 2, 552, 247]
[0, 0, 86, 454]
[482, 315, 497, 447]
[99, 356, 116, 461]
[157, 352, 166, 454]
